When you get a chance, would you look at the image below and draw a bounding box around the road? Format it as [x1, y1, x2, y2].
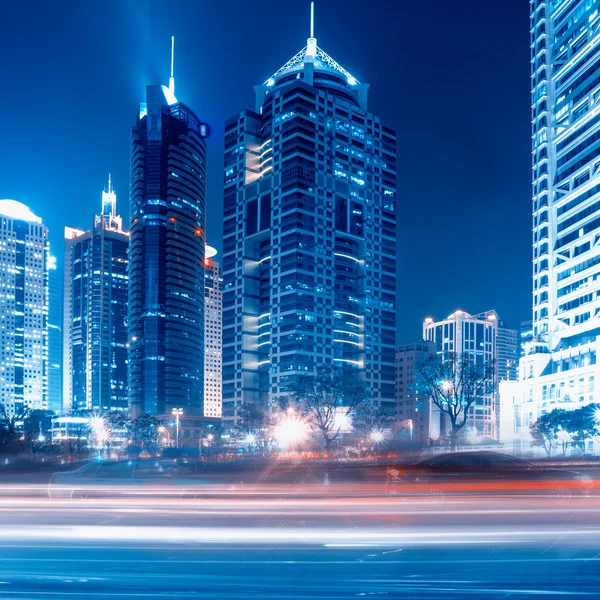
[0, 489, 599, 598]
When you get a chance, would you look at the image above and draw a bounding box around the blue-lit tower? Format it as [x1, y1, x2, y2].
[63, 177, 129, 413]
[221, 8, 397, 426]
[128, 39, 209, 418]
[516, 0, 600, 432]
[0, 200, 48, 416]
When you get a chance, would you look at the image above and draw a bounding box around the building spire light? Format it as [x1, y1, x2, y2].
[307, 2, 317, 57]
[169, 35, 175, 96]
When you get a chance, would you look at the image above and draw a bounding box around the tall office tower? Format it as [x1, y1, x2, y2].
[0, 200, 48, 416]
[395, 341, 435, 448]
[128, 40, 209, 418]
[518, 0, 600, 424]
[47, 254, 62, 413]
[475, 310, 518, 383]
[63, 178, 129, 413]
[423, 310, 498, 438]
[221, 14, 397, 426]
[204, 246, 222, 418]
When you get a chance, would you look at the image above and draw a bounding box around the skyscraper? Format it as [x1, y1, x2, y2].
[128, 40, 209, 418]
[47, 253, 62, 413]
[221, 11, 397, 426]
[204, 246, 222, 418]
[0, 200, 48, 416]
[63, 177, 129, 413]
[515, 1, 600, 430]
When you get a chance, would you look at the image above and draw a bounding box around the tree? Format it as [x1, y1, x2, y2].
[129, 414, 162, 454]
[563, 404, 599, 453]
[0, 403, 31, 452]
[284, 367, 368, 450]
[530, 410, 566, 457]
[414, 352, 495, 452]
[352, 404, 392, 440]
[237, 402, 269, 434]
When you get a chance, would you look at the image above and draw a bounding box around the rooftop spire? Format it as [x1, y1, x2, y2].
[307, 2, 317, 57]
[169, 36, 175, 96]
[98, 173, 122, 232]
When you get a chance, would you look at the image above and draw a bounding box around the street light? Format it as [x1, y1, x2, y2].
[273, 411, 308, 450]
[158, 426, 170, 447]
[171, 408, 183, 448]
[370, 430, 384, 444]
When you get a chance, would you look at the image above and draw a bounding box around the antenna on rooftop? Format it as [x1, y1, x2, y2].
[307, 2, 317, 57]
[169, 36, 175, 95]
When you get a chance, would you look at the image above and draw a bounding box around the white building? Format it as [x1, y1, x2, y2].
[0, 200, 48, 416]
[502, 1, 600, 453]
[204, 246, 222, 418]
[423, 310, 517, 440]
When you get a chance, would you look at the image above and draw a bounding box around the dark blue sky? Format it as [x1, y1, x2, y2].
[0, 0, 532, 342]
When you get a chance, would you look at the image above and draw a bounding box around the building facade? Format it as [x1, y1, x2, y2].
[395, 342, 436, 448]
[0, 200, 48, 416]
[204, 246, 222, 418]
[221, 24, 397, 426]
[424, 310, 500, 438]
[507, 0, 600, 447]
[63, 178, 129, 413]
[475, 310, 518, 383]
[128, 63, 209, 418]
[47, 254, 62, 413]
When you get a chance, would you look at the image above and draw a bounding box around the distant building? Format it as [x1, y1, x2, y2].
[128, 42, 209, 418]
[63, 177, 129, 413]
[395, 342, 435, 447]
[221, 12, 397, 426]
[519, 320, 533, 358]
[47, 254, 62, 413]
[475, 310, 518, 383]
[423, 310, 499, 439]
[204, 246, 222, 418]
[0, 200, 48, 416]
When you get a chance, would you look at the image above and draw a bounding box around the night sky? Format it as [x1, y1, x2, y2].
[0, 0, 532, 342]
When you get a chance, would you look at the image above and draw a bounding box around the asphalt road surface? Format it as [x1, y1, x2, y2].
[0, 490, 599, 599]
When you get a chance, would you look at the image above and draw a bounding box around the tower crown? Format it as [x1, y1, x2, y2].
[256, 2, 368, 111]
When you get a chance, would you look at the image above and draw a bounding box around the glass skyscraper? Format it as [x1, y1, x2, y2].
[63, 178, 128, 413]
[514, 0, 600, 433]
[47, 253, 62, 414]
[0, 200, 48, 416]
[221, 23, 397, 425]
[128, 62, 209, 418]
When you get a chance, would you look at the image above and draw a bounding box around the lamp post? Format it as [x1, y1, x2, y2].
[158, 426, 171, 447]
[171, 408, 183, 448]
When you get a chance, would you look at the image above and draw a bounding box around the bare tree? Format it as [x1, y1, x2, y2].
[236, 402, 269, 434]
[284, 367, 368, 451]
[0, 403, 31, 452]
[414, 353, 495, 452]
[352, 404, 392, 439]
